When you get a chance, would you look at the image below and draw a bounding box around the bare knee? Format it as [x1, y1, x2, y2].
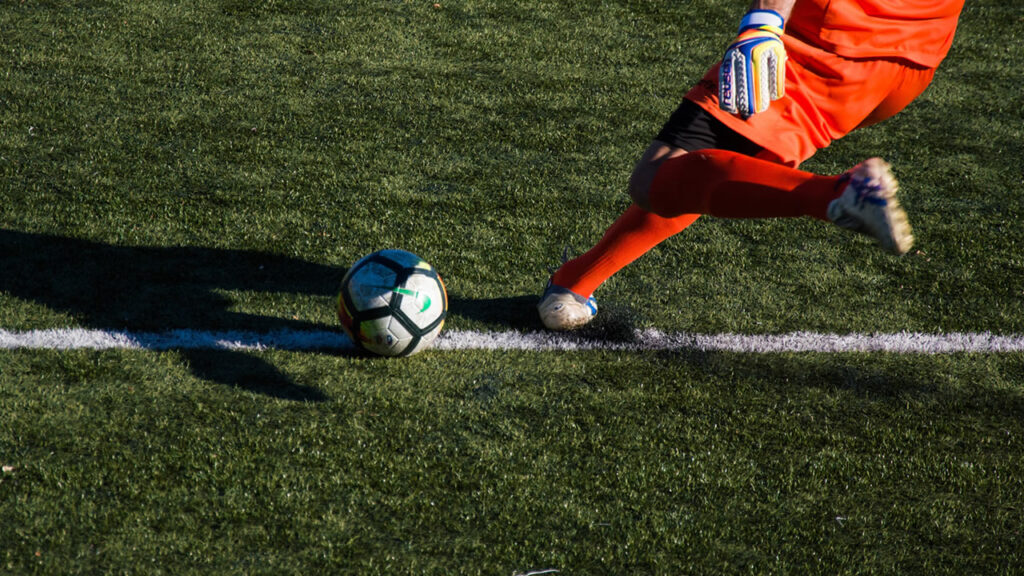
[629, 141, 689, 212]
[628, 162, 658, 211]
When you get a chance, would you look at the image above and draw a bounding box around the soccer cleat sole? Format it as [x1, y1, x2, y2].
[829, 158, 914, 256]
[869, 160, 914, 255]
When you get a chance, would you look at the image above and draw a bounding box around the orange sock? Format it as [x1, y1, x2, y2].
[552, 149, 846, 297]
[552, 205, 699, 298]
[648, 149, 843, 220]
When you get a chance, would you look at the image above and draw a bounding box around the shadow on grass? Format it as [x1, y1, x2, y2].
[447, 295, 543, 331]
[185, 350, 330, 401]
[0, 229, 351, 401]
[447, 294, 641, 340]
[654, 347, 1024, 420]
[655, 346, 933, 395]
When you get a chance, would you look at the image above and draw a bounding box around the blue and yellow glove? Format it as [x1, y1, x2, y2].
[718, 9, 787, 118]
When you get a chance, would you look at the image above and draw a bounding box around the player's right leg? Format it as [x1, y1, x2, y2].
[539, 103, 762, 332]
[537, 142, 696, 331]
[537, 280, 601, 332]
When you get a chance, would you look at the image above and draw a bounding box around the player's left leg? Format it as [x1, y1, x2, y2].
[643, 148, 913, 255]
[638, 148, 841, 219]
[539, 203, 700, 330]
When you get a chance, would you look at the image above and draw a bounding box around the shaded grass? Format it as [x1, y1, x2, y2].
[2, 350, 1023, 574]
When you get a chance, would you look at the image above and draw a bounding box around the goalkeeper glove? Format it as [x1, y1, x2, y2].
[718, 9, 787, 118]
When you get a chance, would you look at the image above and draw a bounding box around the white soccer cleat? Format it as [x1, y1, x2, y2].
[538, 281, 598, 331]
[827, 157, 914, 255]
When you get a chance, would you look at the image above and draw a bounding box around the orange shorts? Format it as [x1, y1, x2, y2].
[685, 33, 937, 167]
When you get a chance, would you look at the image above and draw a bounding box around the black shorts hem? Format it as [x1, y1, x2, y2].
[654, 99, 763, 156]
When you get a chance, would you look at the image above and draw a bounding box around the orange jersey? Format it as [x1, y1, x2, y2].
[788, 0, 966, 68]
[682, 0, 965, 166]
[686, 36, 940, 166]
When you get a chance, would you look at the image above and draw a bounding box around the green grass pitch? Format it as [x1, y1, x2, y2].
[2, 0, 1023, 573]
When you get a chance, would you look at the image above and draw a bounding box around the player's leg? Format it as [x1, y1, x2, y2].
[643, 148, 913, 254]
[549, 136, 844, 296]
[539, 46, 928, 330]
[638, 148, 843, 220]
[547, 141, 695, 303]
[537, 143, 697, 332]
[539, 151, 912, 331]
[538, 103, 761, 331]
[645, 46, 928, 251]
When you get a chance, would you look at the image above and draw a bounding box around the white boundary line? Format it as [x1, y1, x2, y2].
[1, 328, 1023, 354]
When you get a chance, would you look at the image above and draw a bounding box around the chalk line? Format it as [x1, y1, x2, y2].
[1, 328, 1022, 354]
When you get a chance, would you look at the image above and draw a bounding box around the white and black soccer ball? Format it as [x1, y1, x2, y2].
[337, 249, 448, 357]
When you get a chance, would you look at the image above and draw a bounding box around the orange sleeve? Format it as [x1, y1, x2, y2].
[787, 0, 966, 68]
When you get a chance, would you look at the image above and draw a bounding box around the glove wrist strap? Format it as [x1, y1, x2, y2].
[739, 9, 785, 32]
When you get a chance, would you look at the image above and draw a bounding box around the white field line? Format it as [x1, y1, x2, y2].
[1, 328, 1023, 354]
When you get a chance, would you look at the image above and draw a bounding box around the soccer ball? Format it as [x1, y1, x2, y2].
[337, 249, 448, 357]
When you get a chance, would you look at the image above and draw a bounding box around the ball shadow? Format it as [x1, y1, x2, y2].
[0, 228, 354, 400]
